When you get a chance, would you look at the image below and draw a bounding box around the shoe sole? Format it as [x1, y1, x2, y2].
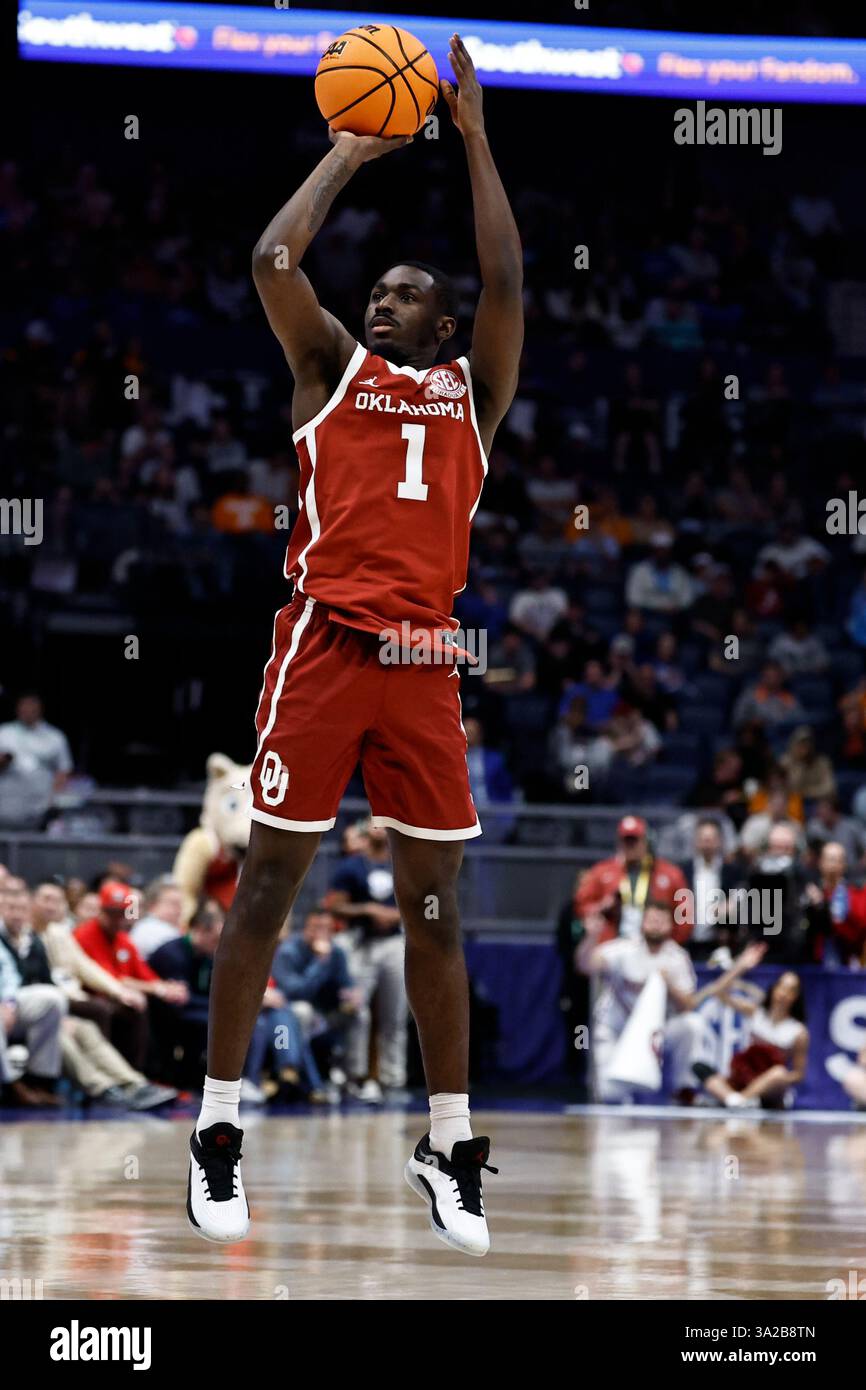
[404, 1161, 489, 1258]
[187, 1215, 250, 1244]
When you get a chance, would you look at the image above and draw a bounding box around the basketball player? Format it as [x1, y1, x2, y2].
[187, 35, 522, 1257]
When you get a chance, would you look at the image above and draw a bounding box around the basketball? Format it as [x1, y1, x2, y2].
[315, 23, 439, 137]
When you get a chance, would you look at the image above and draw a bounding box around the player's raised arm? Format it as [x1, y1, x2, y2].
[441, 34, 523, 453]
[252, 131, 410, 388]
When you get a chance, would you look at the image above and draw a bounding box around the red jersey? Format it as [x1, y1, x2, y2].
[285, 343, 487, 636]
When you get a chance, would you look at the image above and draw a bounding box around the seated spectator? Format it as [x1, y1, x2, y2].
[744, 559, 790, 622]
[0, 884, 66, 1106]
[732, 661, 805, 729]
[803, 843, 866, 968]
[745, 766, 805, 825]
[757, 522, 829, 582]
[558, 659, 620, 729]
[625, 533, 694, 615]
[696, 967, 808, 1109]
[325, 822, 408, 1102]
[0, 692, 73, 830]
[577, 903, 751, 1104]
[806, 797, 866, 869]
[607, 705, 662, 767]
[768, 617, 829, 675]
[689, 565, 736, 648]
[779, 726, 836, 802]
[4, 881, 175, 1109]
[686, 748, 748, 828]
[548, 694, 613, 796]
[650, 631, 687, 698]
[129, 875, 185, 959]
[740, 783, 804, 858]
[272, 908, 362, 1091]
[482, 623, 536, 695]
[508, 568, 568, 642]
[74, 881, 189, 1070]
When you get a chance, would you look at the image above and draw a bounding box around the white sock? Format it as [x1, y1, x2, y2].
[429, 1092, 472, 1158]
[196, 1076, 242, 1136]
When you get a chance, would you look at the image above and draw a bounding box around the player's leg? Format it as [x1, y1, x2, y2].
[188, 822, 320, 1243]
[390, 833, 468, 1095]
[390, 832, 495, 1256]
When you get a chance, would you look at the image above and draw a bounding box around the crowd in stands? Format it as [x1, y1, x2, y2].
[0, 818, 411, 1110]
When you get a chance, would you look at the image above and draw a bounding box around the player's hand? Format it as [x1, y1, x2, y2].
[441, 33, 484, 138]
[328, 128, 412, 163]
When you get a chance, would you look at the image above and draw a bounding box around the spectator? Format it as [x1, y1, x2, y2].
[625, 532, 694, 615]
[678, 818, 743, 961]
[732, 661, 805, 729]
[803, 843, 866, 968]
[5, 881, 174, 1109]
[846, 567, 866, 648]
[779, 726, 836, 802]
[508, 568, 568, 642]
[575, 815, 689, 943]
[686, 748, 748, 828]
[129, 876, 185, 959]
[0, 885, 66, 1106]
[326, 822, 408, 1101]
[607, 705, 662, 767]
[272, 908, 362, 1093]
[757, 522, 829, 582]
[740, 784, 804, 858]
[0, 693, 73, 829]
[697, 967, 808, 1109]
[768, 617, 829, 675]
[745, 824, 808, 962]
[577, 903, 750, 1104]
[74, 881, 188, 1070]
[548, 693, 613, 796]
[482, 623, 536, 695]
[558, 659, 619, 730]
[806, 797, 866, 869]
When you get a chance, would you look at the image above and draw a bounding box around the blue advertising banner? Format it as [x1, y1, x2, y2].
[465, 943, 866, 1109]
[16, 3, 866, 105]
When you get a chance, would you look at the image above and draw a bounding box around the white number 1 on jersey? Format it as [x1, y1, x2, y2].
[397, 423, 429, 502]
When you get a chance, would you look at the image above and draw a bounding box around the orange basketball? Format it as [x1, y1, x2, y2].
[315, 23, 439, 138]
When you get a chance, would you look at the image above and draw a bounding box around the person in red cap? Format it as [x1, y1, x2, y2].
[575, 816, 690, 945]
[74, 881, 189, 1069]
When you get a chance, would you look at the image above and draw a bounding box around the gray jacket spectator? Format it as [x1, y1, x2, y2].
[0, 695, 72, 829]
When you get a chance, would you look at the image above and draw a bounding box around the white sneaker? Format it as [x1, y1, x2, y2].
[239, 1078, 266, 1106]
[187, 1123, 250, 1243]
[349, 1078, 383, 1104]
[405, 1133, 496, 1257]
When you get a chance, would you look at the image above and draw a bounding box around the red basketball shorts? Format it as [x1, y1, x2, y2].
[250, 594, 481, 840]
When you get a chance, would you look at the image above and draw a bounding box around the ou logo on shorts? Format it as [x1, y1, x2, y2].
[260, 750, 289, 805]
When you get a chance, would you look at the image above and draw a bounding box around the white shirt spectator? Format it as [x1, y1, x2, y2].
[0, 717, 72, 827]
[594, 936, 695, 1035]
[509, 584, 568, 641]
[626, 558, 694, 613]
[129, 914, 182, 960]
[757, 535, 829, 580]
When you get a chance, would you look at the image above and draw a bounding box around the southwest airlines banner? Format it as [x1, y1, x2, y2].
[17, 3, 866, 104]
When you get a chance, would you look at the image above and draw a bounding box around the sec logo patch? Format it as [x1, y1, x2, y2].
[425, 367, 466, 400]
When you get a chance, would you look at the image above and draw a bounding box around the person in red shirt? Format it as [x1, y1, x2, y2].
[575, 815, 691, 945]
[75, 881, 188, 1068]
[803, 843, 866, 967]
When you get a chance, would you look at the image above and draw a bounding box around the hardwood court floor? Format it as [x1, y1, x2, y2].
[1, 1107, 865, 1300]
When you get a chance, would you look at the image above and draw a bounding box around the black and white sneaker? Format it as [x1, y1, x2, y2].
[187, 1123, 250, 1243]
[405, 1133, 497, 1257]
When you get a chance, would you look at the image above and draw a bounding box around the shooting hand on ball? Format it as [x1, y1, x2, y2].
[441, 33, 484, 138]
[328, 128, 412, 163]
